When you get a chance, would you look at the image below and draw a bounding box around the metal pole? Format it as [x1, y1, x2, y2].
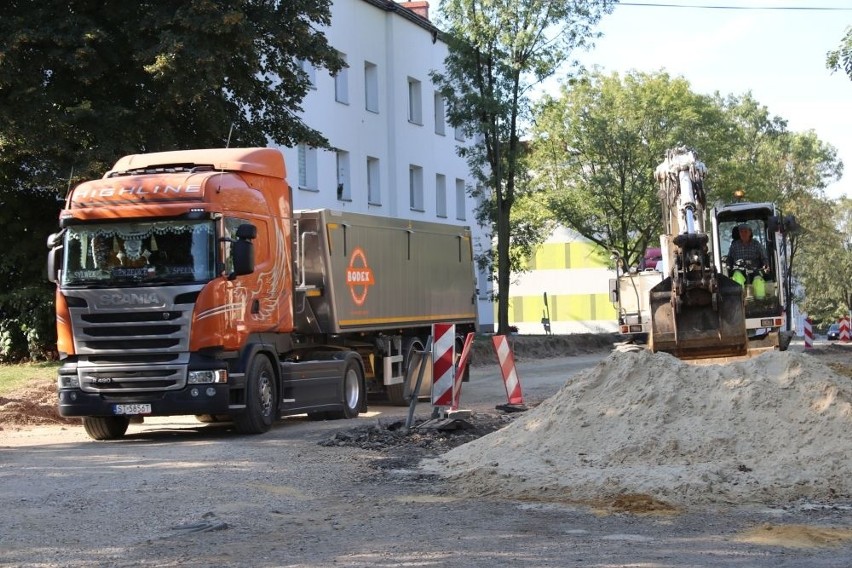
[405, 336, 433, 430]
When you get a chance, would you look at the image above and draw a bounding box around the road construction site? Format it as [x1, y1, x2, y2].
[2, 337, 852, 567]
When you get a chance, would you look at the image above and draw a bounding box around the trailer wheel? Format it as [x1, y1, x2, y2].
[233, 354, 277, 435]
[387, 337, 424, 406]
[327, 358, 365, 420]
[82, 416, 130, 441]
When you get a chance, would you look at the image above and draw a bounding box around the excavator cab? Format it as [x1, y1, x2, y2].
[711, 202, 794, 351]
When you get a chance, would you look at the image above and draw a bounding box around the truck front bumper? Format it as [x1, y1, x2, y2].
[58, 384, 231, 417]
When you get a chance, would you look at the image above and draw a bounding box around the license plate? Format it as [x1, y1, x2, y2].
[114, 403, 152, 415]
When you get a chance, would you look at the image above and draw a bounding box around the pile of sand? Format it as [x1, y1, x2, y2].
[422, 349, 852, 506]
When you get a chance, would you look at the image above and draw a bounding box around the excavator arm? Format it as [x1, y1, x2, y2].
[648, 147, 748, 359]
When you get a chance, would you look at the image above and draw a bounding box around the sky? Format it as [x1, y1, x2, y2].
[561, 0, 852, 199]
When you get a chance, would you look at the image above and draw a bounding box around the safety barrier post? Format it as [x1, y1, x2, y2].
[451, 332, 475, 411]
[430, 323, 456, 408]
[492, 335, 526, 411]
[803, 317, 813, 349]
[841, 316, 851, 343]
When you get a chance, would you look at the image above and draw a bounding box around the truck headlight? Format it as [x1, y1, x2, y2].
[58, 375, 80, 389]
[188, 370, 228, 384]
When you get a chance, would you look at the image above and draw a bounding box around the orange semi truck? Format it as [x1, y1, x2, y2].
[46, 148, 477, 440]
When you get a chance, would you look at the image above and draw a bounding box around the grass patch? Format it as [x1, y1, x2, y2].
[0, 362, 58, 396]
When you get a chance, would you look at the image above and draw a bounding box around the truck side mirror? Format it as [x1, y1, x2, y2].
[47, 245, 62, 284]
[230, 223, 256, 278]
[46, 231, 64, 284]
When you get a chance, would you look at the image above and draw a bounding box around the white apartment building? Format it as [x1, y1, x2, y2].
[273, 0, 494, 331]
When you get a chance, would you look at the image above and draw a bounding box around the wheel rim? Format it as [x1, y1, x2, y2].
[344, 366, 360, 409]
[258, 368, 274, 417]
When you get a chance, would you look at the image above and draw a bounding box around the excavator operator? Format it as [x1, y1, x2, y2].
[728, 224, 768, 299]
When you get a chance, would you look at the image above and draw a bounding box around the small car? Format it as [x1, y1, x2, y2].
[827, 323, 841, 340]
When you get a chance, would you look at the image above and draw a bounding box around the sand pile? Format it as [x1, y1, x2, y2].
[422, 349, 852, 506]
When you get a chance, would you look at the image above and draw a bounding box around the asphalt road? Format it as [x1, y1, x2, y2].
[2, 347, 852, 567]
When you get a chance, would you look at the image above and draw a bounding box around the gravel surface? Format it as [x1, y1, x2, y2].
[2, 339, 852, 567]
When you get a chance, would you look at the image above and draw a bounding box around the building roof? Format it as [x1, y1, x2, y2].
[360, 0, 441, 40]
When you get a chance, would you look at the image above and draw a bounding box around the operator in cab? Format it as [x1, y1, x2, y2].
[727, 224, 768, 299]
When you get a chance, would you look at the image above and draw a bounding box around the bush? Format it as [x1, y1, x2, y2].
[0, 285, 57, 362]
[0, 319, 29, 362]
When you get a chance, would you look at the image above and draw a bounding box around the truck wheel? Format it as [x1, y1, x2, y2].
[233, 355, 277, 435]
[82, 416, 130, 440]
[387, 337, 424, 406]
[327, 358, 365, 420]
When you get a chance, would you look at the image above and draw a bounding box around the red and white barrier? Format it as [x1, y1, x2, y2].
[803, 317, 813, 349]
[451, 332, 475, 411]
[492, 335, 524, 406]
[431, 323, 456, 407]
[841, 316, 851, 343]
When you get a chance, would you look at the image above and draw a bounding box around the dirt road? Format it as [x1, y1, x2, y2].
[2, 345, 852, 567]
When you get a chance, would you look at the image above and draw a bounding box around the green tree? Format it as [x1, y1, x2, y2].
[529, 71, 842, 275]
[827, 25, 852, 78]
[431, 0, 614, 334]
[0, 0, 342, 359]
[797, 197, 852, 323]
[529, 70, 727, 269]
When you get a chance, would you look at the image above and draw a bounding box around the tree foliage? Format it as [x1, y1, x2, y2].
[530, 70, 727, 269]
[0, 0, 342, 359]
[797, 197, 852, 323]
[827, 25, 852, 79]
[528, 70, 842, 278]
[432, 0, 614, 333]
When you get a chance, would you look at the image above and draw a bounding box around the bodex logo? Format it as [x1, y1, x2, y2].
[346, 247, 375, 306]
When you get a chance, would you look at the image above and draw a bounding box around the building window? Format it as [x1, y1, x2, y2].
[334, 52, 349, 104]
[433, 92, 446, 135]
[297, 143, 318, 191]
[367, 156, 381, 205]
[409, 165, 424, 211]
[455, 178, 466, 220]
[301, 59, 316, 90]
[336, 150, 350, 201]
[364, 61, 379, 113]
[435, 174, 447, 218]
[407, 77, 422, 125]
[454, 125, 465, 142]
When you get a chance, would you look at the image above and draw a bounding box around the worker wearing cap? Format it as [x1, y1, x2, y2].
[727, 224, 768, 298]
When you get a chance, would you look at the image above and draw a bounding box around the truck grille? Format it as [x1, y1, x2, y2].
[66, 288, 197, 393]
[79, 366, 184, 393]
[71, 310, 191, 355]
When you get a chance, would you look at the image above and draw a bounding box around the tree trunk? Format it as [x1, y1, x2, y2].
[497, 196, 512, 334]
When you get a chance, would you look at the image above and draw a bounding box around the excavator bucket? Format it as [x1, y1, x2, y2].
[648, 274, 747, 359]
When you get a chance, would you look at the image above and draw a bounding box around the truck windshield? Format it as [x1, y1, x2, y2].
[61, 220, 216, 287]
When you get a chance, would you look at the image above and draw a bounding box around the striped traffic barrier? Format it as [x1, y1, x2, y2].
[431, 323, 456, 407]
[841, 316, 851, 343]
[803, 317, 813, 349]
[492, 335, 526, 410]
[451, 332, 475, 411]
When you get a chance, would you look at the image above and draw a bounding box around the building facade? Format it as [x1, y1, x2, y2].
[273, 0, 494, 331]
[506, 227, 617, 335]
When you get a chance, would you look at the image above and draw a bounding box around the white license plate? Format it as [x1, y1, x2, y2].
[114, 404, 152, 415]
